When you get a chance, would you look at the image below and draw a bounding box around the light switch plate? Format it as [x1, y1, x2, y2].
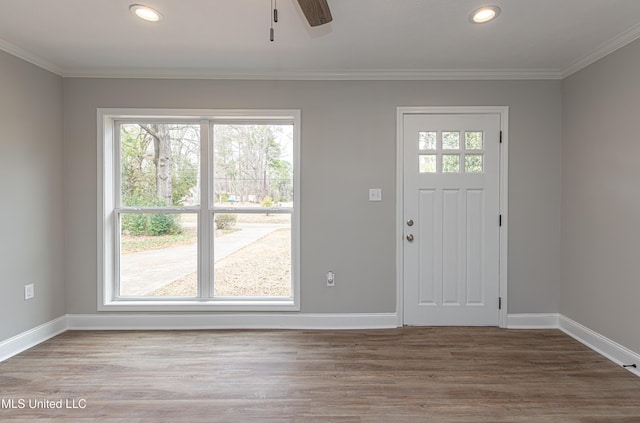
[369, 188, 382, 201]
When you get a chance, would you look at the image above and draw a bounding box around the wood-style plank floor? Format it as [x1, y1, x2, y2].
[1, 327, 639, 422]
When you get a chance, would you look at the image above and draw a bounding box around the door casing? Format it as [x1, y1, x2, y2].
[396, 106, 509, 328]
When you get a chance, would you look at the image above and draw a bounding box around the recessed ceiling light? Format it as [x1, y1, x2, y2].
[470, 6, 501, 24]
[129, 4, 163, 22]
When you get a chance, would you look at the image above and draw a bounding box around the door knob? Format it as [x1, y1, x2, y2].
[407, 219, 414, 227]
[406, 234, 414, 242]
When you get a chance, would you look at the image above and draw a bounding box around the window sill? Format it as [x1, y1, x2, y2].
[98, 299, 299, 312]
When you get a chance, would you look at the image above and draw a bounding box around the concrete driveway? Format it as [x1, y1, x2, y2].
[120, 223, 288, 296]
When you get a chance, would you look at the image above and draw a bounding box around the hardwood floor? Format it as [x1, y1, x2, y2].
[1, 327, 639, 422]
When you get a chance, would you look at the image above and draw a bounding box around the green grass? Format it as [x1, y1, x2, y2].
[121, 228, 239, 254]
[121, 232, 196, 254]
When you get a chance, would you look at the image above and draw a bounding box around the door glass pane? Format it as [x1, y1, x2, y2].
[465, 131, 483, 150]
[419, 155, 437, 173]
[213, 213, 292, 297]
[120, 123, 200, 207]
[442, 132, 460, 150]
[419, 131, 437, 150]
[119, 212, 197, 297]
[442, 154, 460, 173]
[465, 155, 484, 173]
[213, 124, 294, 209]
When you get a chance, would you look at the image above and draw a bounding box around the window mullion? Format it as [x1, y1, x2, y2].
[211, 207, 293, 214]
[114, 121, 123, 209]
[116, 207, 199, 213]
[112, 122, 123, 301]
[198, 120, 211, 299]
[113, 210, 122, 300]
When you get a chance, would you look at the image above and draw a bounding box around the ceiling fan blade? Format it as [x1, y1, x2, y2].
[296, 0, 332, 27]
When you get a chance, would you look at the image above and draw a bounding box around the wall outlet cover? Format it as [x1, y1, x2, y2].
[24, 284, 35, 300]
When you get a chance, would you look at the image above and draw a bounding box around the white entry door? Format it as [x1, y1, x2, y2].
[403, 113, 501, 326]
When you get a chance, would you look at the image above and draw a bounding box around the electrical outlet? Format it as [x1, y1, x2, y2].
[24, 284, 35, 300]
[326, 271, 335, 287]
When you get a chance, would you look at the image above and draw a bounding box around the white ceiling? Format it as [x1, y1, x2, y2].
[1, 0, 640, 79]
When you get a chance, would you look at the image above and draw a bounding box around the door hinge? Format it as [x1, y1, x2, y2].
[499, 131, 503, 143]
[499, 214, 502, 227]
[499, 297, 502, 310]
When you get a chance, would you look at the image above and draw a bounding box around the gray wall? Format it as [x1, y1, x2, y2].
[562, 39, 640, 352]
[63, 78, 562, 315]
[0, 51, 65, 341]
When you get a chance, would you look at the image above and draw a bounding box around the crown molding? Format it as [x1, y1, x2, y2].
[561, 21, 640, 78]
[0, 34, 562, 80]
[3, 23, 640, 82]
[0, 38, 64, 76]
[60, 67, 562, 80]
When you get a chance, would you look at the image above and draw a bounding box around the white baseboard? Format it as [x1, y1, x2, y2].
[507, 313, 559, 329]
[559, 315, 640, 378]
[0, 313, 397, 361]
[3, 313, 638, 379]
[66, 312, 399, 330]
[0, 316, 67, 363]
[508, 313, 640, 377]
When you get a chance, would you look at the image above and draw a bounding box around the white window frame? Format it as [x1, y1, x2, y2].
[97, 109, 301, 311]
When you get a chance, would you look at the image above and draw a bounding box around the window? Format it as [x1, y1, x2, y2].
[98, 109, 300, 311]
[418, 130, 484, 174]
